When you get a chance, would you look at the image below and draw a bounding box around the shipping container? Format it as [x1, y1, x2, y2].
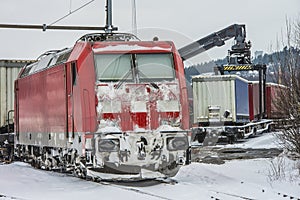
[0, 60, 34, 129]
[192, 74, 249, 125]
[248, 81, 264, 121]
[266, 83, 286, 119]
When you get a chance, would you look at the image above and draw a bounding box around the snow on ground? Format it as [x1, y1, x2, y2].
[0, 162, 155, 200]
[223, 132, 284, 149]
[0, 133, 299, 200]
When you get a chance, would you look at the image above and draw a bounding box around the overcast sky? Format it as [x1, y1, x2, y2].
[0, 0, 299, 65]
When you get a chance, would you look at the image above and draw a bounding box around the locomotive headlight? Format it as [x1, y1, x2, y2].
[98, 139, 120, 152]
[166, 137, 188, 151]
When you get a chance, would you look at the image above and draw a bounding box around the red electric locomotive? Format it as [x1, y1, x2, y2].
[14, 32, 190, 180]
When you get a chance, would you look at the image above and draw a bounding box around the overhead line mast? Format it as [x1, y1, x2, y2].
[105, 0, 118, 33]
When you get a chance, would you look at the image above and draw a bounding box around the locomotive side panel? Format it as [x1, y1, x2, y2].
[173, 51, 189, 130]
[69, 43, 97, 135]
[78, 52, 97, 133]
[16, 65, 67, 147]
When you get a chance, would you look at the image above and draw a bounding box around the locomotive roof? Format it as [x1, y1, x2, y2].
[92, 41, 175, 53]
[18, 33, 178, 78]
[19, 48, 72, 78]
[77, 32, 176, 53]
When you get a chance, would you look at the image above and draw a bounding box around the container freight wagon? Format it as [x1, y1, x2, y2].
[192, 74, 272, 144]
[0, 60, 34, 161]
[0, 61, 23, 130]
[0, 60, 34, 133]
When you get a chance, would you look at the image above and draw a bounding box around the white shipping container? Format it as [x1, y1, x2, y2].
[0, 60, 33, 127]
[192, 74, 249, 125]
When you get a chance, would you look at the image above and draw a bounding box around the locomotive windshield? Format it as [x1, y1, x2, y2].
[94, 54, 132, 81]
[94, 53, 175, 82]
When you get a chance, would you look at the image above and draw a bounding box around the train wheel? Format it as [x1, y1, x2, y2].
[227, 134, 237, 144]
[73, 163, 87, 179]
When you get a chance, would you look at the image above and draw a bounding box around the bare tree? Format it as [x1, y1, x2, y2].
[273, 17, 300, 155]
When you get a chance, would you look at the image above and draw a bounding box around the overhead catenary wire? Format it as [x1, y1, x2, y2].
[0, 0, 104, 31]
[0, 0, 117, 32]
[48, 0, 95, 26]
[0, 24, 105, 31]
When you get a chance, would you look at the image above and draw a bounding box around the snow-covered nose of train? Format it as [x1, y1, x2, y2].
[95, 82, 181, 131]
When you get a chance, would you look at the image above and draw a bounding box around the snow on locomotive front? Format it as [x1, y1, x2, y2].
[15, 33, 190, 180]
[85, 36, 190, 179]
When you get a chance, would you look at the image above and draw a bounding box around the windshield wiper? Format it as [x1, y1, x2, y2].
[114, 69, 133, 89]
[113, 66, 159, 90]
[137, 69, 160, 90]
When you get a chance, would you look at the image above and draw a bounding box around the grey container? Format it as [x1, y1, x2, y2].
[0, 60, 33, 128]
[192, 74, 249, 125]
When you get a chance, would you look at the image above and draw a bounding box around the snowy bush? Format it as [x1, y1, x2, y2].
[268, 157, 286, 181]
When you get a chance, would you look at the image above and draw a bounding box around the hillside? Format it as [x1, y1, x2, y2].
[184, 47, 300, 84]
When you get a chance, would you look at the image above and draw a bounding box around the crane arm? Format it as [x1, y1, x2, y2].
[178, 24, 248, 61]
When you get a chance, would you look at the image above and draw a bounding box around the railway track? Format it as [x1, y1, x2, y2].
[97, 181, 173, 200]
[191, 146, 283, 164]
[0, 194, 26, 200]
[209, 184, 300, 200]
